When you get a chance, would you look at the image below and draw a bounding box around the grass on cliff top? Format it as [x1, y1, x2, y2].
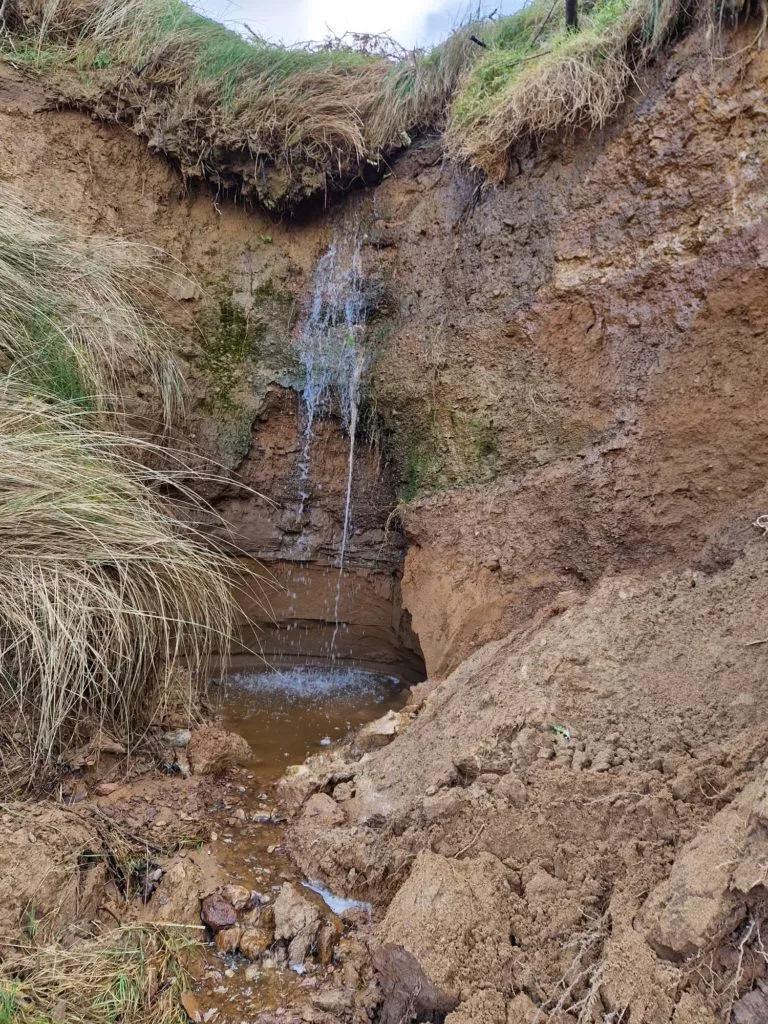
[1, 0, 704, 203]
[446, 0, 693, 177]
[5, 0, 472, 208]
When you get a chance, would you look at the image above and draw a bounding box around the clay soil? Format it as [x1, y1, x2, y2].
[1, 15, 768, 1024]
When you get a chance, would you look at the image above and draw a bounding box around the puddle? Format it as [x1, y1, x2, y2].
[193, 663, 412, 1020]
[302, 880, 371, 917]
[220, 665, 407, 776]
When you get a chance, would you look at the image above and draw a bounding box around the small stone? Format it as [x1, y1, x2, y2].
[95, 782, 121, 796]
[215, 926, 242, 953]
[311, 989, 354, 1013]
[201, 893, 237, 933]
[316, 916, 343, 965]
[425, 785, 438, 797]
[239, 924, 274, 960]
[221, 884, 251, 910]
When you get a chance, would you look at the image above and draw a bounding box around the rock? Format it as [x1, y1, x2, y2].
[422, 788, 465, 822]
[732, 981, 768, 1024]
[187, 727, 251, 775]
[350, 710, 409, 755]
[332, 781, 354, 802]
[94, 782, 121, 796]
[405, 677, 440, 710]
[372, 851, 514, 1024]
[316, 915, 343, 965]
[276, 765, 323, 808]
[221, 883, 252, 910]
[240, 924, 274, 960]
[215, 925, 242, 953]
[273, 882, 321, 967]
[496, 772, 528, 807]
[638, 778, 763, 958]
[201, 893, 237, 933]
[144, 852, 221, 927]
[180, 991, 203, 1023]
[164, 729, 192, 749]
[310, 988, 354, 1013]
[301, 793, 346, 828]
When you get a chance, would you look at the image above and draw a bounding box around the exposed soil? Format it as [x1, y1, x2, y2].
[2, 14, 768, 1024]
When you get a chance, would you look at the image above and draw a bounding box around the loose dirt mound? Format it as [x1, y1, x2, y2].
[285, 536, 768, 1021]
[0, 804, 106, 948]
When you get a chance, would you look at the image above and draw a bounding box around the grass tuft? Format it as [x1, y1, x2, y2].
[0, 186, 183, 424]
[0, 380, 236, 772]
[445, 0, 694, 177]
[1, 926, 194, 1024]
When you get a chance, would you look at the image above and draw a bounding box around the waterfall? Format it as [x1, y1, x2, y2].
[294, 222, 369, 656]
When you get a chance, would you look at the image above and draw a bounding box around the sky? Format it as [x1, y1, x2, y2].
[195, 0, 518, 49]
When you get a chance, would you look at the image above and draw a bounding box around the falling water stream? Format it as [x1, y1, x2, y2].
[294, 223, 369, 654]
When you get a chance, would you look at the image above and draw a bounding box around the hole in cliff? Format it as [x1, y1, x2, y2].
[218, 561, 426, 775]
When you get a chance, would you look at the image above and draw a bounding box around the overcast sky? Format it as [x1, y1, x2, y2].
[196, 0, 519, 49]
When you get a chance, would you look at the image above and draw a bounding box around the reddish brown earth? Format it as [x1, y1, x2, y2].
[2, 16, 768, 1024]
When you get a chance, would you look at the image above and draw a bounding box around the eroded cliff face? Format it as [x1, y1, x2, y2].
[3, 24, 765, 682]
[5, 15, 768, 1024]
[0, 70, 415, 664]
[359, 24, 768, 675]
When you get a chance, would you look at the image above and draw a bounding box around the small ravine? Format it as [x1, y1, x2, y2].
[191, 663, 414, 1021]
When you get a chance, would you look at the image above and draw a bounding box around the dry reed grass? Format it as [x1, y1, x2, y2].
[0, 380, 236, 772]
[0, 186, 182, 424]
[0, 926, 194, 1024]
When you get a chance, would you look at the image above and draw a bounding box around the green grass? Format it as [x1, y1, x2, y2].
[447, 0, 690, 175]
[1, 927, 193, 1024]
[0, 185, 182, 423]
[2, 0, 734, 200]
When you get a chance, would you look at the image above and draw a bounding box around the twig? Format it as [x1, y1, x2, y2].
[529, 0, 559, 49]
[88, 805, 166, 854]
[451, 822, 485, 858]
[746, 638, 768, 646]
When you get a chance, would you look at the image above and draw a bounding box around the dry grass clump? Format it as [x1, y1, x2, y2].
[0, 186, 182, 424]
[1, 0, 746, 202]
[446, 0, 694, 179]
[0, 381, 234, 771]
[1, 0, 484, 208]
[4, 0, 415, 209]
[0, 926, 194, 1024]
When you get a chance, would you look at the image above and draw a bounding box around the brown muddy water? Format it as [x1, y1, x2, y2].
[193, 664, 412, 1020]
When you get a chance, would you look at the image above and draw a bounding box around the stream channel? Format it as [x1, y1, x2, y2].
[192, 660, 415, 1019]
[191, 216, 423, 1019]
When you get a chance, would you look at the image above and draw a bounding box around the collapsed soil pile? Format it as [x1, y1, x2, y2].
[282, 534, 768, 1023]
